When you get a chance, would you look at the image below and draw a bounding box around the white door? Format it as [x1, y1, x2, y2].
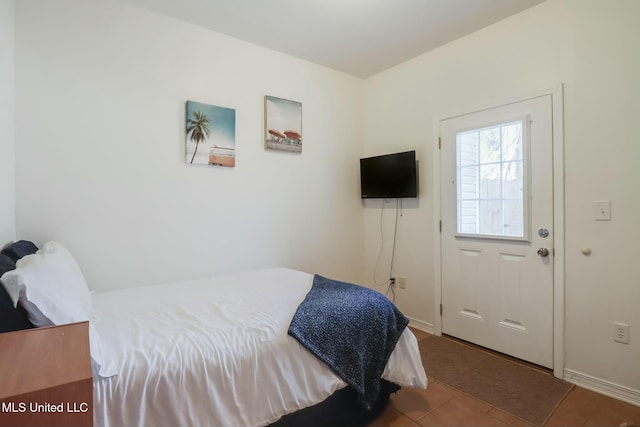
[440, 95, 554, 368]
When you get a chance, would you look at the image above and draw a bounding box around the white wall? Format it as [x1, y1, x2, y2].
[363, 0, 640, 398]
[14, 0, 364, 290]
[0, 0, 16, 244]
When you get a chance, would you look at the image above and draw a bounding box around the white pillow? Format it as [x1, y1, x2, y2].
[18, 295, 55, 327]
[0, 241, 115, 377]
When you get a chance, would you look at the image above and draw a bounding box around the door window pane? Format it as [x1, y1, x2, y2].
[459, 132, 478, 166]
[479, 164, 501, 199]
[456, 120, 526, 238]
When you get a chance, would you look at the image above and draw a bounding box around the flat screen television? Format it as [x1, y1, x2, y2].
[360, 150, 417, 199]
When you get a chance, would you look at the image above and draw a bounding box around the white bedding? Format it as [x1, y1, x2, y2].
[92, 268, 427, 427]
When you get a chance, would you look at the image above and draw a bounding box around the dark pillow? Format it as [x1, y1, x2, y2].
[0, 253, 35, 333]
[0, 254, 15, 276]
[1, 240, 39, 263]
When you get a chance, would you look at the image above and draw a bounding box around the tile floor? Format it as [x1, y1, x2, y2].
[368, 329, 640, 427]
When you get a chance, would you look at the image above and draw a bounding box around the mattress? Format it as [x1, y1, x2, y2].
[91, 268, 427, 427]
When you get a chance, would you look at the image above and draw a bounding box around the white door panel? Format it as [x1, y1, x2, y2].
[440, 95, 554, 368]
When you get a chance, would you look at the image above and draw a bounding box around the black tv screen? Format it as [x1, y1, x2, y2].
[360, 150, 417, 199]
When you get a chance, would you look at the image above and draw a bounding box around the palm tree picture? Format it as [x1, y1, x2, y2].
[186, 111, 211, 164]
[185, 100, 236, 167]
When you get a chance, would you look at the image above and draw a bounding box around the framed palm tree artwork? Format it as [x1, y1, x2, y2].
[185, 100, 236, 167]
[264, 96, 302, 153]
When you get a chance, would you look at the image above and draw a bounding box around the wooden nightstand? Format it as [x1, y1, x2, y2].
[0, 322, 93, 427]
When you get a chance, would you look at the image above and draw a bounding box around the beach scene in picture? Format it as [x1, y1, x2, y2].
[185, 100, 236, 167]
[265, 96, 302, 153]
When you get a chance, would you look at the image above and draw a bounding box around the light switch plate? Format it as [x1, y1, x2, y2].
[594, 200, 611, 221]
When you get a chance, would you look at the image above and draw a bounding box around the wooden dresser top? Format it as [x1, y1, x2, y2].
[0, 322, 92, 399]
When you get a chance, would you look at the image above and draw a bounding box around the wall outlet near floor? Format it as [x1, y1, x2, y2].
[614, 322, 630, 344]
[390, 276, 406, 289]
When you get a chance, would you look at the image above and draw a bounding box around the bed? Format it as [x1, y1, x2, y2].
[1, 241, 427, 427]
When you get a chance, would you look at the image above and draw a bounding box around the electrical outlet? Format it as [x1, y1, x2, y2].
[390, 277, 396, 287]
[614, 322, 630, 344]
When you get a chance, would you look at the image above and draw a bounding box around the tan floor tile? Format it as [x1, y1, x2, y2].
[426, 374, 439, 384]
[488, 407, 536, 427]
[543, 407, 587, 427]
[583, 418, 637, 427]
[438, 383, 493, 413]
[553, 387, 640, 427]
[409, 327, 431, 342]
[390, 382, 453, 421]
[417, 398, 511, 427]
[383, 329, 640, 427]
[368, 405, 422, 427]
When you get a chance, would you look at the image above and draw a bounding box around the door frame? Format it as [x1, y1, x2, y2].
[433, 85, 565, 378]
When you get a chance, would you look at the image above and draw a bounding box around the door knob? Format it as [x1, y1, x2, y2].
[537, 248, 550, 257]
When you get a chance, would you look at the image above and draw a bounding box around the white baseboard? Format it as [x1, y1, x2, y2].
[564, 369, 640, 407]
[407, 317, 434, 335]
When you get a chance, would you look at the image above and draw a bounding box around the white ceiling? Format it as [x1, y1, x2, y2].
[120, 0, 546, 78]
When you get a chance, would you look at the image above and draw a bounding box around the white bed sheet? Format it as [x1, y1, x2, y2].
[92, 268, 427, 427]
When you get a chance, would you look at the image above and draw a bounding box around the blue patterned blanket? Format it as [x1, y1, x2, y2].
[288, 274, 408, 410]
